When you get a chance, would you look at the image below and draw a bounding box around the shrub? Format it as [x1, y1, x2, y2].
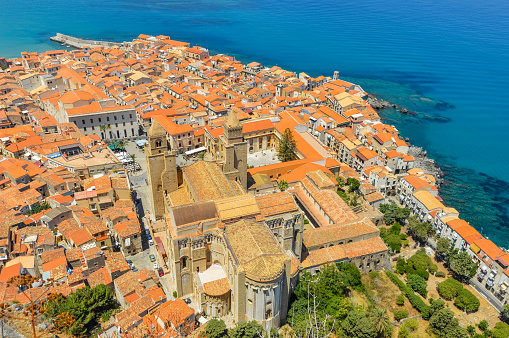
[407, 249, 433, 271]
[492, 322, 509, 338]
[398, 319, 419, 338]
[436, 271, 446, 278]
[455, 289, 480, 312]
[394, 309, 409, 321]
[407, 273, 428, 298]
[478, 320, 489, 331]
[173, 291, 178, 298]
[429, 264, 438, 274]
[304, 219, 309, 224]
[369, 271, 380, 279]
[386, 233, 402, 252]
[399, 233, 408, 240]
[397, 294, 405, 306]
[396, 258, 407, 275]
[386, 272, 431, 319]
[467, 325, 476, 336]
[390, 222, 402, 235]
[409, 268, 430, 281]
[437, 278, 463, 300]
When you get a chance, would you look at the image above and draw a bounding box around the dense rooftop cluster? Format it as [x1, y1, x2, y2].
[0, 32, 506, 336]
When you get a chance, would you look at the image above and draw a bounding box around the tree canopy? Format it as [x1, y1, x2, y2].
[436, 237, 451, 257]
[379, 203, 410, 225]
[45, 285, 117, 335]
[347, 178, 360, 193]
[203, 319, 228, 338]
[278, 179, 289, 192]
[277, 128, 297, 162]
[341, 310, 377, 338]
[229, 321, 264, 338]
[446, 249, 478, 280]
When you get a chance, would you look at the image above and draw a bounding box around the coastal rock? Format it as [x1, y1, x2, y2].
[408, 146, 443, 186]
[400, 108, 408, 114]
[366, 93, 393, 110]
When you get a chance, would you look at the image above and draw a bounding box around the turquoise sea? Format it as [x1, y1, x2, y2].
[1, 0, 508, 246]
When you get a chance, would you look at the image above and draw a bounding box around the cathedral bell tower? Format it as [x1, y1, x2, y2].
[222, 111, 247, 190]
[145, 119, 178, 220]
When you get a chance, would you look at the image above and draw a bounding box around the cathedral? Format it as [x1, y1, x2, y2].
[145, 111, 390, 329]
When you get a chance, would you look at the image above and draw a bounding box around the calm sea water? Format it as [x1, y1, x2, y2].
[1, 0, 508, 246]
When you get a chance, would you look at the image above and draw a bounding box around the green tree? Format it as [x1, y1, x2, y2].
[492, 322, 509, 338]
[411, 221, 433, 243]
[383, 210, 396, 225]
[341, 310, 377, 338]
[429, 307, 456, 336]
[436, 237, 451, 257]
[396, 258, 407, 275]
[229, 321, 264, 338]
[100, 124, 107, 138]
[406, 249, 433, 271]
[385, 233, 402, 252]
[379, 203, 391, 214]
[447, 249, 479, 280]
[437, 278, 463, 300]
[406, 273, 428, 297]
[398, 319, 419, 338]
[394, 309, 409, 321]
[454, 289, 480, 312]
[337, 262, 364, 291]
[369, 308, 392, 337]
[278, 179, 289, 192]
[503, 304, 509, 319]
[337, 176, 345, 189]
[118, 139, 125, 149]
[203, 318, 228, 338]
[347, 178, 360, 193]
[45, 284, 117, 335]
[277, 128, 297, 162]
[395, 207, 411, 223]
[478, 320, 488, 331]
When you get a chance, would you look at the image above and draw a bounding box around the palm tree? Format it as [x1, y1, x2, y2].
[99, 124, 107, 140]
[117, 139, 125, 151]
[369, 308, 391, 337]
[130, 154, 136, 163]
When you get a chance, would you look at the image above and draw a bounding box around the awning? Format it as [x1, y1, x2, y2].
[197, 316, 208, 324]
[501, 282, 508, 291]
[470, 243, 481, 254]
[185, 146, 206, 155]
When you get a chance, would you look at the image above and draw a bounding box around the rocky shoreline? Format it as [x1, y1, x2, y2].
[367, 93, 444, 186]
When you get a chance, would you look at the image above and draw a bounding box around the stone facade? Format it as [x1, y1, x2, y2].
[145, 120, 178, 220]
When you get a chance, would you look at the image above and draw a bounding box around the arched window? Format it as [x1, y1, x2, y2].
[182, 257, 187, 269]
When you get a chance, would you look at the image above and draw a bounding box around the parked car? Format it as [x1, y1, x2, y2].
[183, 298, 192, 305]
[131, 266, 138, 272]
[153, 262, 158, 270]
[127, 260, 133, 264]
[145, 229, 150, 236]
[149, 239, 154, 246]
[149, 254, 156, 262]
[158, 268, 164, 277]
[147, 235, 152, 240]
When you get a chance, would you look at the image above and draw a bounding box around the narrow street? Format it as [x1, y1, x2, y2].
[122, 141, 175, 298]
